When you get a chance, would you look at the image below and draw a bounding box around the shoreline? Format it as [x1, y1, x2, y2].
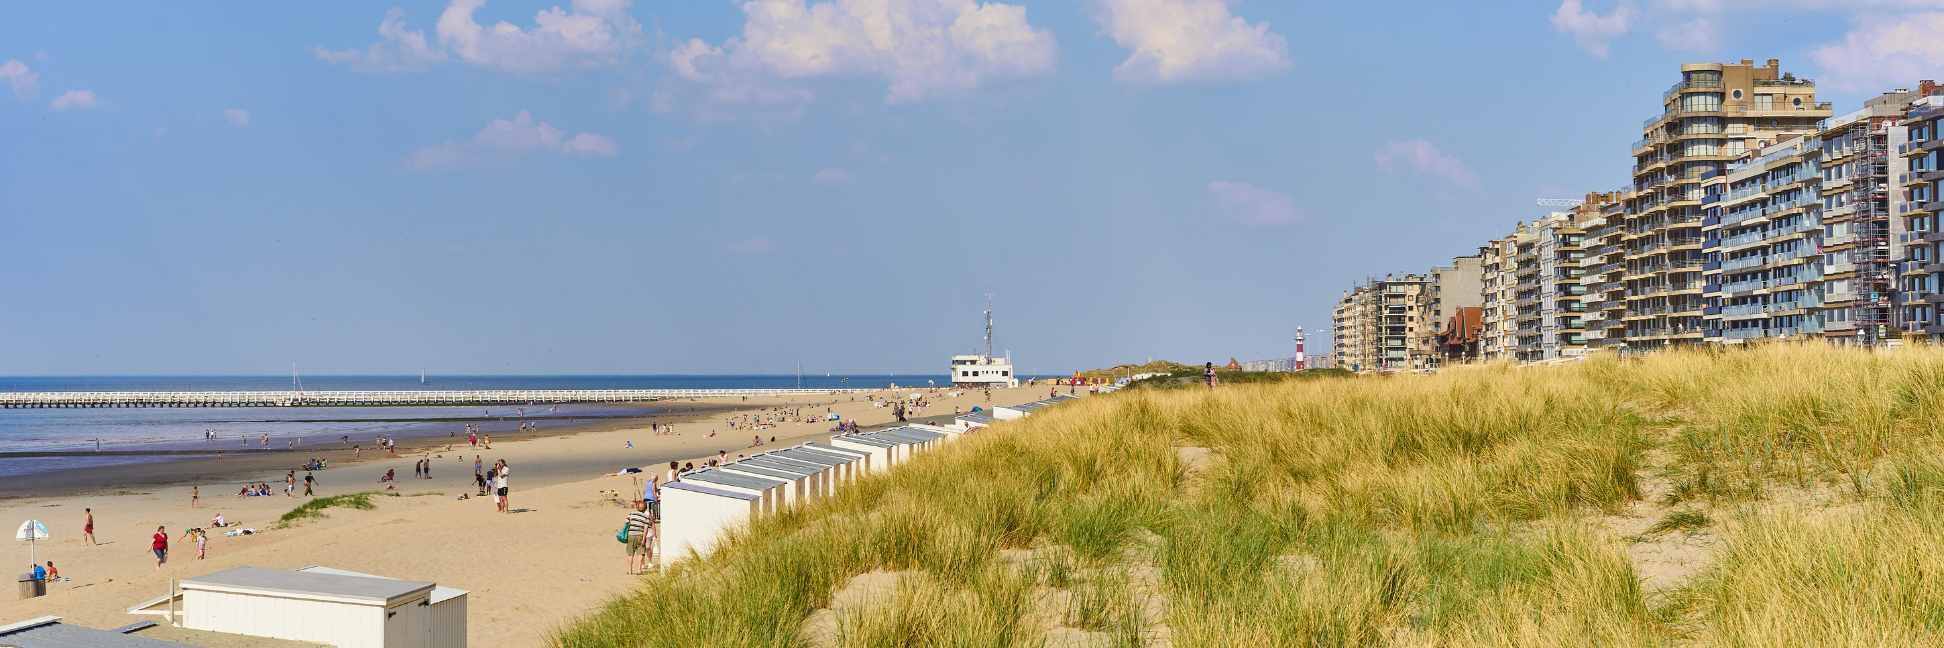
[0, 400, 760, 500]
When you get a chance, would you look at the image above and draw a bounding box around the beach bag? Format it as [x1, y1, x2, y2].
[617, 524, 630, 544]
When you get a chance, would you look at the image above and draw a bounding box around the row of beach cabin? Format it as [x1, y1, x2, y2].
[659, 394, 1080, 560]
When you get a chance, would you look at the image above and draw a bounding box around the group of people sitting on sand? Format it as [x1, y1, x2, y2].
[236, 482, 276, 496]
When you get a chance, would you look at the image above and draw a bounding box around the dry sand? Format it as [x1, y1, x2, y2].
[0, 384, 1062, 647]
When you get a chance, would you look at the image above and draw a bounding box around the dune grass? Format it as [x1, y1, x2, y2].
[275, 492, 378, 528]
[555, 344, 1944, 646]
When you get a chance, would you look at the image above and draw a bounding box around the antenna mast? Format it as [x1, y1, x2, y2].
[983, 293, 994, 359]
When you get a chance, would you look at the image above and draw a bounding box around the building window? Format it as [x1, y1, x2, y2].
[1755, 94, 1774, 111]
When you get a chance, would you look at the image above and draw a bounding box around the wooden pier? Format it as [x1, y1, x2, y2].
[0, 388, 859, 409]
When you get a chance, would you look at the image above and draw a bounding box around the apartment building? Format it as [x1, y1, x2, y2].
[1629, 59, 1831, 352]
[1583, 192, 1632, 353]
[1816, 90, 1915, 345]
[1415, 256, 1484, 367]
[1702, 135, 1821, 343]
[1900, 92, 1944, 338]
[1478, 230, 1525, 360]
[1331, 274, 1433, 372]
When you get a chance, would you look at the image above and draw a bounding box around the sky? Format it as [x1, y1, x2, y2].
[3, 1, 1943, 375]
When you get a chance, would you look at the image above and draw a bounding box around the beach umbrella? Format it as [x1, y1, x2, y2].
[16, 519, 49, 564]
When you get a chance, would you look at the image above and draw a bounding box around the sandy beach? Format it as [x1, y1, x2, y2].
[0, 384, 1061, 646]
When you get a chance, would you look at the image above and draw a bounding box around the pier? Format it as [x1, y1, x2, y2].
[0, 388, 859, 409]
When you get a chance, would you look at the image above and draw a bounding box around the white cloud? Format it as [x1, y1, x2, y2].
[1094, 0, 1290, 83]
[223, 108, 251, 127]
[49, 89, 96, 111]
[1206, 180, 1300, 226]
[1, 59, 38, 99]
[409, 111, 618, 169]
[813, 167, 854, 185]
[1374, 139, 1480, 192]
[1655, 17, 1716, 51]
[319, 0, 638, 74]
[668, 0, 1057, 106]
[1811, 12, 1944, 91]
[1552, 0, 1634, 58]
[314, 8, 447, 71]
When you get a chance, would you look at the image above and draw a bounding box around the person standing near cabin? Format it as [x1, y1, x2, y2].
[625, 500, 654, 574]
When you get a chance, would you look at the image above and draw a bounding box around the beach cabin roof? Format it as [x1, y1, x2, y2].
[295, 565, 466, 605]
[806, 442, 869, 459]
[662, 481, 761, 501]
[956, 411, 994, 425]
[835, 433, 900, 448]
[180, 566, 433, 606]
[681, 468, 788, 491]
[0, 617, 192, 648]
[737, 457, 819, 476]
[1011, 400, 1056, 411]
[718, 461, 802, 481]
[774, 447, 853, 466]
[875, 426, 947, 443]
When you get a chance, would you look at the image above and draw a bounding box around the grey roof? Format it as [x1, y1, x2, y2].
[1008, 400, 1056, 411]
[662, 481, 759, 501]
[806, 442, 869, 458]
[832, 434, 899, 448]
[876, 426, 946, 443]
[181, 566, 432, 605]
[741, 456, 821, 475]
[956, 411, 994, 425]
[681, 468, 786, 492]
[0, 618, 193, 648]
[774, 447, 854, 466]
[725, 460, 812, 479]
[296, 566, 466, 604]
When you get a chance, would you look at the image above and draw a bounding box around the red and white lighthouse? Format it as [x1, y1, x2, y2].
[1293, 326, 1307, 371]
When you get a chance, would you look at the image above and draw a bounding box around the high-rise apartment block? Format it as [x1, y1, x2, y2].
[1330, 274, 1431, 372]
[1629, 60, 1830, 350]
[1328, 61, 1944, 371]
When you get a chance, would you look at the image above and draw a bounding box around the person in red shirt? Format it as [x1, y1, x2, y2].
[151, 526, 168, 570]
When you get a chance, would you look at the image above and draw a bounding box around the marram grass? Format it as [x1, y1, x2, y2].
[555, 344, 1944, 647]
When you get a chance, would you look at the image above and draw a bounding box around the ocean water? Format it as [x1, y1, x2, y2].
[0, 374, 975, 478]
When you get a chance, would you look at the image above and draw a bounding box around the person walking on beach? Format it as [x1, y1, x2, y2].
[303, 472, 315, 496]
[191, 486, 200, 508]
[83, 509, 95, 546]
[624, 500, 654, 574]
[494, 460, 510, 513]
[285, 471, 296, 497]
[151, 526, 169, 569]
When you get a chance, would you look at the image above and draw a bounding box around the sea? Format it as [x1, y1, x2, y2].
[0, 374, 994, 478]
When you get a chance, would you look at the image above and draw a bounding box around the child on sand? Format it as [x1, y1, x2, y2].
[191, 486, 199, 508]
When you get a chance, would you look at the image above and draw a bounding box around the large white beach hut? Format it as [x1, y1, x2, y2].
[829, 433, 900, 473]
[954, 410, 994, 431]
[297, 566, 466, 648]
[875, 426, 948, 459]
[179, 566, 449, 648]
[718, 460, 816, 506]
[993, 399, 1056, 420]
[659, 481, 762, 560]
[772, 446, 861, 491]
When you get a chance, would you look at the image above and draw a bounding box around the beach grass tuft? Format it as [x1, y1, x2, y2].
[555, 343, 1944, 646]
[276, 492, 378, 528]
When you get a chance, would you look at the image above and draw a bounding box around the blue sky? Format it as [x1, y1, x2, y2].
[3, 1, 1942, 375]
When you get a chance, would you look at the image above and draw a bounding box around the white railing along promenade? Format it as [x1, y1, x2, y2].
[0, 388, 863, 409]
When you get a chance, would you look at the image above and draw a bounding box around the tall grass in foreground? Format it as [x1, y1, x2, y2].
[556, 344, 1944, 647]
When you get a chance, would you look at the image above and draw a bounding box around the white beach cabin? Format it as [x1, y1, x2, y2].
[178, 565, 452, 648]
[829, 433, 900, 473]
[772, 446, 861, 492]
[953, 410, 995, 431]
[806, 442, 872, 476]
[717, 460, 815, 507]
[658, 481, 762, 560]
[875, 426, 949, 458]
[678, 468, 788, 515]
[297, 566, 467, 648]
[738, 455, 828, 499]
